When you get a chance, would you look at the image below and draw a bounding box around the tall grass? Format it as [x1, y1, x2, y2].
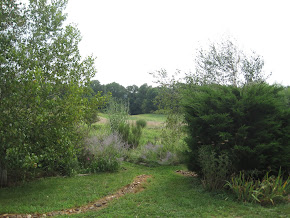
[226, 169, 290, 205]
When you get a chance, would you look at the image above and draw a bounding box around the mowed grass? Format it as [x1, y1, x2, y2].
[98, 113, 166, 123]
[128, 113, 166, 123]
[0, 165, 140, 214]
[1, 163, 289, 217]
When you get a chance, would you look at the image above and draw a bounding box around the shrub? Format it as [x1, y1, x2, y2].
[198, 145, 231, 190]
[118, 122, 130, 143]
[128, 120, 148, 148]
[82, 134, 129, 172]
[182, 83, 290, 176]
[128, 125, 143, 148]
[136, 119, 147, 128]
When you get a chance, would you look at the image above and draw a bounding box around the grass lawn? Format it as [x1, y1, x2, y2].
[128, 114, 166, 123]
[1, 162, 289, 217]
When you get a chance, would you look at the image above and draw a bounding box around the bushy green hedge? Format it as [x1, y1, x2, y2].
[182, 83, 290, 176]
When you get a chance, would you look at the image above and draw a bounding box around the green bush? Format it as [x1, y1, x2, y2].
[136, 119, 147, 128]
[128, 125, 143, 148]
[182, 83, 290, 176]
[1, 70, 91, 181]
[198, 145, 231, 190]
[118, 122, 144, 148]
[118, 122, 130, 143]
[0, 0, 103, 184]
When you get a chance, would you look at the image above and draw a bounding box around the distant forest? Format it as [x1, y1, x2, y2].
[90, 80, 159, 115]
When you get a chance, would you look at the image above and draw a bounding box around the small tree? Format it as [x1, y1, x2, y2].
[83, 90, 111, 127]
[151, 69, 187, 157]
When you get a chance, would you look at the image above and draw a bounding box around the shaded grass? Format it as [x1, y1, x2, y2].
[1, 163, 289, 217]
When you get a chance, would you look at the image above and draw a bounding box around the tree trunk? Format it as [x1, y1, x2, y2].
[0, 167, 8, 187]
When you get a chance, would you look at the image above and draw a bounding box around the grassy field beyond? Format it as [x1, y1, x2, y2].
[0, 163, 289, 217]
[96, 113, 166, 145]
[98, 113, 166, 123]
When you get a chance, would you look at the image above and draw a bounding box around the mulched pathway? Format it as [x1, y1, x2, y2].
[175, 170, 198, 177]
[0, 174, 152, 218]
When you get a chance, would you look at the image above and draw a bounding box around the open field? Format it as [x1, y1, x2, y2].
[0, 163, 289, 217]
[95, 113, 166, 146]
[98, 113, 166, 128]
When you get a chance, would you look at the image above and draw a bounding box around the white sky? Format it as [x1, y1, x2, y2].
[64, 0, 289, 87]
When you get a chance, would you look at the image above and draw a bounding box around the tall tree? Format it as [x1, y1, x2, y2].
[0, 0, 100, 184]
[104, 82, 127, 99]
[190, 39, 269, 86]
[126, 85, 139, 115]
[90, 80, 105, 94]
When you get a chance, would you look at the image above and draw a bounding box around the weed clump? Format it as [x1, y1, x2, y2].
[225, 169, 290, 205]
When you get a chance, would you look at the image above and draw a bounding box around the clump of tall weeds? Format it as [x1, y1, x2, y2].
[225, 169, 290, 205]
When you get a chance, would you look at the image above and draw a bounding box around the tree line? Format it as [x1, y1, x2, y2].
[90, 81, 159, 115]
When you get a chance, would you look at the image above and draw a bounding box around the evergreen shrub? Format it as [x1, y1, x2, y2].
[182, 83, 290, 176]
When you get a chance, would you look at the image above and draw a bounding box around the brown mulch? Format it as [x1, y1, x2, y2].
[0, 174, 152, 218]
[176, 170, 198, 177]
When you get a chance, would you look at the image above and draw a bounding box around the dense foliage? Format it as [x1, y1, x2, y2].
[182, 83, 290, 176]
[0, 0, 105, 185]
[90, 80, 158, 115]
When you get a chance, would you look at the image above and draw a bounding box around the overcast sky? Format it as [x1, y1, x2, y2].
[64, 0, 289, 87]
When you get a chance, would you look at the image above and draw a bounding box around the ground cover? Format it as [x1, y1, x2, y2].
[0, 163, 289, 217]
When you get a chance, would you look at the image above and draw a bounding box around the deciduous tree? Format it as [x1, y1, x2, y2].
[0, 0, 102, 184]
[190, 39, 269, 86]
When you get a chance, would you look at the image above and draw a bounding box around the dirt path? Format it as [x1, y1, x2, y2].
[0, 175, 152, 218]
